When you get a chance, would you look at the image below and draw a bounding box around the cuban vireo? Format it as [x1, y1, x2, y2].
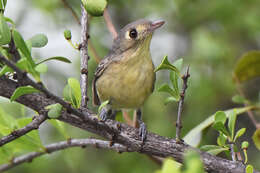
[92, 19, 165, 141]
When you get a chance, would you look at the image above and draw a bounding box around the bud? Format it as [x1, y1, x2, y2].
[82, 0, 107, 17]
[64, 29, 72, 40]
[241, 141, 249, 149]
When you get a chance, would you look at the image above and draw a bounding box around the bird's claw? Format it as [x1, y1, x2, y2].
[139, 122, 147, 142]
[100, 108, 108, 121]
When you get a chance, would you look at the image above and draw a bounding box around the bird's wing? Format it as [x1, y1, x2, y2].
[92, 53, 120, 106]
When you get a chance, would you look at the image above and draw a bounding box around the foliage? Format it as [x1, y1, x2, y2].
[0, 0, 260, 173]
[155, 151, 204, 173]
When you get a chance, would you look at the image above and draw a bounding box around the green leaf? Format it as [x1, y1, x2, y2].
[27, 33, 48, 48]
[82, 0, 107, 17]
[157, 83, 179, 99]
[212, 122, 230, 137]
[35, 63, 48, 73]
[0, 0, 7, 11]
[0, 106, 17, 130]
[233, 51, 260, 82]
[0, 65, 10, 76]
[214, 111, 227, 124]
[183, 107, 252, 147]
[217, 133, 227, 146]
[10, 86, 40, 102]
[12, 29, 35, 66]
[169, 71, 179, 97]
[48, 119, 68, 139]
[232, 95, 248, 104]
[164, 96, 178, 105]
[173, 58, 183, 70]
[0, 13, 11, 45]
[183, 151, 204, 173]
[68, 78, 81, 108]
[252, 128, 260, 150]
[246, 165, 254, 173]
[228, 109, 237, 140]
[98, 100, 109, 113]
[160, 158, 181, 173]
[234, 128, 246, 142]
[16, 117, 43, 148]
[4, 16, 15, 26]
[200, 145, 228, 155]
[154, 56, 180, 74]
[36, 56, 71, 65]
[0, 46, 9, 58]
[45, 103, 63, 118]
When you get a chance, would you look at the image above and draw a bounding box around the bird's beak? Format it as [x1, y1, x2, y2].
[149, 20, 165, 32]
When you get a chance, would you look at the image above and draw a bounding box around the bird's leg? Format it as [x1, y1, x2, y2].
[110, 110, 118, 120]
[137, 109, 147, 142]
[100, 106, 112, 121]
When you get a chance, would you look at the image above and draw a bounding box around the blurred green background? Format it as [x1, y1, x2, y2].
[1, 0, 260, 172]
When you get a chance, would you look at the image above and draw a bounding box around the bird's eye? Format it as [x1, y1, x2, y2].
[129, 28, 138, 39]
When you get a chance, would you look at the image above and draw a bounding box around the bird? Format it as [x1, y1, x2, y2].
[92, 19, 165, 141]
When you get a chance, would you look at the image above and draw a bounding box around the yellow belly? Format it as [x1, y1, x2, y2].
[96, 54, 155, 109]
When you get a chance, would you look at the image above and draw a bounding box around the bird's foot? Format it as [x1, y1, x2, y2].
[100, 107, 110, 121]
[99, 108, 116, 121]
[138, 122, 147, 142]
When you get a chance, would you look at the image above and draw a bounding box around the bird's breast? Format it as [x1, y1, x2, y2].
[96, 51, 155, 109]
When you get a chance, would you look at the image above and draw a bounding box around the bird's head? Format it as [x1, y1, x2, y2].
[111, 19, 165, 54]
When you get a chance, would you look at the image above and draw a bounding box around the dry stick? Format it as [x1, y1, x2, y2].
[0, 138, 128, 172]
[0, 76, 259, 173]
[176, 66, 190, 140]
[0, 113, 47, 147]
[61, 0, 80, 25]
[103, 8, 118, 39]
[234, 75, 260, 129]
[79, 6, 90, 108]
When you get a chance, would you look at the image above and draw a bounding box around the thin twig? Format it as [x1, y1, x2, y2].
[0, 138, 128, 172]
[233, 75, 260, 129]
[103, 8, 118, 39]
[61, 0, 80, 25]
[79, 6, 90, 108]
[176, 66, 190, 140]
[0, 113, 47, 147]
[8, 38, 20, 62]
[89, 40, 101, 63]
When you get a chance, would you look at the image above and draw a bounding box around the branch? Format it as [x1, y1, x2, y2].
[176, 66, 190, 140]
[0, 55, 84, 119]
[0, 76, 257, 173]
[0, 138, 128, 172]
[0, 113, 47, 147]
[79, 6, 90, 108]
[103, 8, 118, 39]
